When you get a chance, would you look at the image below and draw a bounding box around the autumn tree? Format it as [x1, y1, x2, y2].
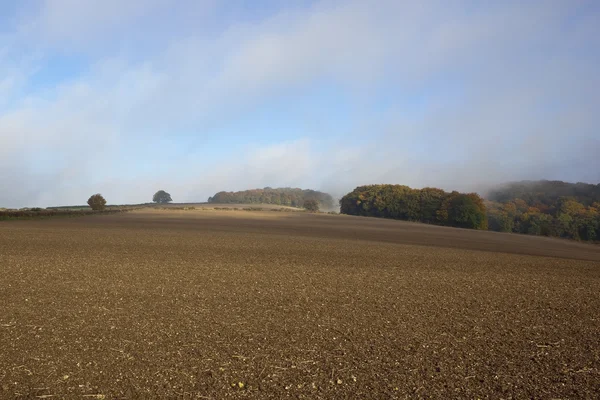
[517, 207, 552, 235]
[87, 194, 107, 211]
[486, 201, 516, 232]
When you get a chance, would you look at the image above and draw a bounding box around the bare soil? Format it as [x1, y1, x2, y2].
[1, 209, 599, 399]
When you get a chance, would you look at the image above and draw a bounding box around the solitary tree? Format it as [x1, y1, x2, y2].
[153, 190, 173, 204]
[303, 199, 319, 212]
[87, 194, 107, 211]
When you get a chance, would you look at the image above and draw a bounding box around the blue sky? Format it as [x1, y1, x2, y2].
[1, 0, 599, 207]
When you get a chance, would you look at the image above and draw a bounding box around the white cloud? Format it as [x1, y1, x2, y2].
[18, 0, 202, 49]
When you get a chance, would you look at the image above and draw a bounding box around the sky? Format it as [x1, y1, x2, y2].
[1, 0, 599, 208]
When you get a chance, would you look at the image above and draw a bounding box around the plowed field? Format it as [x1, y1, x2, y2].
[1, 209, 599, 399]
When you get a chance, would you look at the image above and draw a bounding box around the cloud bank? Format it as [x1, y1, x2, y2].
[1, 0, 599, 207]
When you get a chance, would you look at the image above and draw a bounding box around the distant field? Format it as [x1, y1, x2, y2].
[1, 208, 599, 398]
[3, 203, 305, 219]
[157, 203, 304, 211]
[0, 207, 133, 221]
[43, 203, 305, 211]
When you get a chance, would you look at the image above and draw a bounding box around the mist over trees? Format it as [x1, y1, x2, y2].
[208, 187, 335, 209]
[487, 180, 600, 207]
[486, 180, 600, 241]
[339, 185, 487, 230]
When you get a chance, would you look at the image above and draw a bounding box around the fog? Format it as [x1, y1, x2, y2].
[1, 1, 599, 208]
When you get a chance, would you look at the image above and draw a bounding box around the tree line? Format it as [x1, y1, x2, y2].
[339, 181, 600, 242]
[208, 187, 335, 209]
[339, 185, 488, 230]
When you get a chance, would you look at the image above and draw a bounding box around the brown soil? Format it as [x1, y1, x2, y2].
[1, 209, 599, 399]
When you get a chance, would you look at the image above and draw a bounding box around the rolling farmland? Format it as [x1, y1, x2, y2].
[1, 208, 599, 399]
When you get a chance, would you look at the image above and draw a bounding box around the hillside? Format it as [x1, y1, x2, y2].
[208, 187, 335, 209]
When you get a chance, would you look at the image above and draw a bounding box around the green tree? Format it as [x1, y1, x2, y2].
[445, 193, 487, 230]
[87, 194, 107, 211]
[420, 188, 447, 223]
[153, 190, 173, 204]
[303, 199, 319, 212]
